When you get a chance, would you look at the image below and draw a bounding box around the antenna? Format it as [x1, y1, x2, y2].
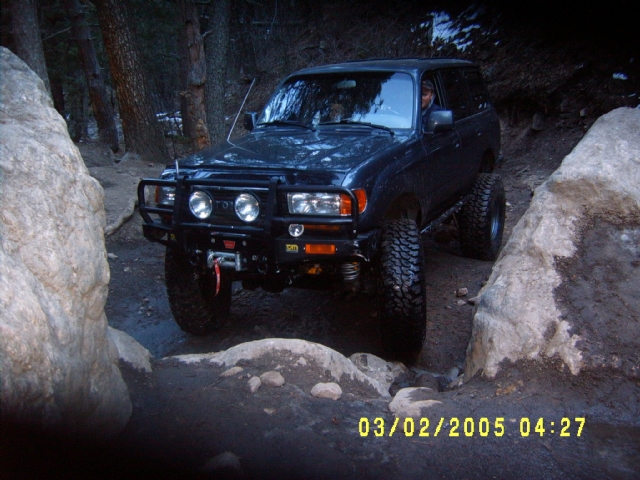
[227, 77, 256, 141]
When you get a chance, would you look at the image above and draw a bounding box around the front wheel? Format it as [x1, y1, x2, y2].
[377, 219, 427, 354]
[165, 248, 231, 335]
[458, 173, 506, 261]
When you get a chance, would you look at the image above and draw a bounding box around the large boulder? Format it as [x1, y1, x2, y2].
[465, 107, 640, 379]
[0, 47, 131, 437]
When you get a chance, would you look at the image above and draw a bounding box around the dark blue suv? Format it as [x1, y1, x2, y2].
[138, 58, 504, 354]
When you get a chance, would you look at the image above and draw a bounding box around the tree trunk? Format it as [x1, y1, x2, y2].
[205, 0, 231, 146]
[177, 30, 191, 139]
[8, 0, 51, 94]
[94, 0, 167, 161]
[63, 0, 119, 152]
[179, 0, 210, 151]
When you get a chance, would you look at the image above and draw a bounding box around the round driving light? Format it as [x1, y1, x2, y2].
[288, 224, 304, 237]
[235, 193, 260, 222]
[189, 190, 213, 219]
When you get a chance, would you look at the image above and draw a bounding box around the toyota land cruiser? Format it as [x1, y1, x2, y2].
[137, 58, 505, 353]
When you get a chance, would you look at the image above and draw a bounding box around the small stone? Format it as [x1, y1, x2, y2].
[260, 371, 285, 387]
[468, 296, 479, 305]
[532, 112, 545, 131]
[107, 253, 118, 260]
[123, 266, 130, 272]
[247, 376, 261, 393]
[263, 408, 276, 415]
[457, 299, 466, 306]
[446, 367, 459, 381]
[456, 287, 468, 297]
[310, 382, 342, 400]
[296, 357, 308, 367]
[220, 366, 244, 377]
[448, 375, 464, 389]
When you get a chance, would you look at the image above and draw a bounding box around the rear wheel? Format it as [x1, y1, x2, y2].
[459, 173, 506, 261]
[377, 219, 427, 354]
[165, 248, 231, 335]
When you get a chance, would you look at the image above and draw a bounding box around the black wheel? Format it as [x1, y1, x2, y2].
[165, 248, 231, 335]
[458, 173, 506, 261]
[377, 219, 427, 353]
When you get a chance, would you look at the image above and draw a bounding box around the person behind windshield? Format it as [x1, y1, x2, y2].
[421, 79, 442, 124]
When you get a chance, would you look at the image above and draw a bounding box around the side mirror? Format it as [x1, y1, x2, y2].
[423, 110, 454, 134]
[243, 112, 258, 131]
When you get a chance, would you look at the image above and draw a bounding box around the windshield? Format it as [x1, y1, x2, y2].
[258, 72, 414, 130]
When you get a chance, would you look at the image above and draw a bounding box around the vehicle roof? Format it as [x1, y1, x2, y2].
[290, 58, 476, 77]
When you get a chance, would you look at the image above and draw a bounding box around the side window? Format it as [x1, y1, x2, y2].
[464, 70, 490, 113]
[440, 69, 470, 121]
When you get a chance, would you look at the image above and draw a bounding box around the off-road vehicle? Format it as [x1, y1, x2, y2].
[138, 58, 504, 353]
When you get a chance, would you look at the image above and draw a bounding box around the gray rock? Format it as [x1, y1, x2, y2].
[169, 339, 391, 397]
[0, 48, 131, 438]
[260, 371, 285, 387]
[388, 387, 442, 418]
[220, 366, 244, 377]
[107, 327, 152, 373]
[348, 352, 407, 393]
[201, 451, 243, 478]
[415, 373, 440, 391]
[466, 108, 640, 379]
[310, 382, 342, 400]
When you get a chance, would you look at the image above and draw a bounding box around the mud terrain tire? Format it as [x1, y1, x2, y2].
[378, 219, 427, 353]
[165, 248, 231, 335]
[459, 173, 506, 261]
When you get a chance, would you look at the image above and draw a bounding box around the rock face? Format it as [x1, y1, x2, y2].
[0, 48, 131, 437]
[466, 107, 640, 379]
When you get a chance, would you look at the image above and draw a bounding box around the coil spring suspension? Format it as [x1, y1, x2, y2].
[341, 262, 360, 282]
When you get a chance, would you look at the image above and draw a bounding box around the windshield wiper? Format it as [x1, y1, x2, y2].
[257, 120, 314, 131]
[318, 120, 394, 135]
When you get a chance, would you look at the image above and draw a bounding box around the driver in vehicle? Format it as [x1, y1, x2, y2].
[421, 79, 442, 124]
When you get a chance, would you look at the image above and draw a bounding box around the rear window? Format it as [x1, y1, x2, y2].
[464, 70, 490, 113]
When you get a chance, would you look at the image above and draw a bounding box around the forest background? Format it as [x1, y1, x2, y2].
[1, 0, 638, 164]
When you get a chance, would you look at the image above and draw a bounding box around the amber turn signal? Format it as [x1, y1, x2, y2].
[339, 189, 367, 215]
[305, 244, 336, 254]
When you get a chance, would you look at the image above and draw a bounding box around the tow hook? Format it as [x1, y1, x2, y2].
[213, 258, 221, 296]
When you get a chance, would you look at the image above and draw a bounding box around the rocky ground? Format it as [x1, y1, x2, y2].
[62, 121, 640, 478]
[4, 119, 638, 479]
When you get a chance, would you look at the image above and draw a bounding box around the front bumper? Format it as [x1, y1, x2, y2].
[138, 176, 377, 272]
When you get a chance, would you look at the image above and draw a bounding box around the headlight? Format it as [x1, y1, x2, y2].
[287, 191, 367, 216]
[287, 192, 343, 216]
[189, 190, 213, 219]
[235, 193, 260, 222]
[155, 186, 175, 206]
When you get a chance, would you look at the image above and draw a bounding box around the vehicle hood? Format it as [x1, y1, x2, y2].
[178, 129, 407, 173]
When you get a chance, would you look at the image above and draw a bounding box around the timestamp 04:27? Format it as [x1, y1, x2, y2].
[358, 417, 586, 438]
